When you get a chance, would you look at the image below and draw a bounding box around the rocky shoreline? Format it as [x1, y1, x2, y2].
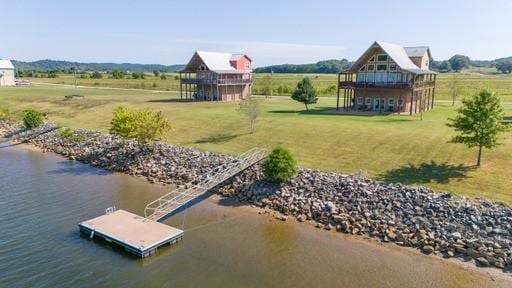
[1, 119, 512, 271]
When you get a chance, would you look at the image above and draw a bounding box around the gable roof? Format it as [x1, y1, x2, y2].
[349, 41, 435, 74]
[0, 60, 14, 70]
[182, 51, 251, 73]
[404, 46, 431, 58]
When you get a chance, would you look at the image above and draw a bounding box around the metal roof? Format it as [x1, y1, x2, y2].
[182, 51, 251, 73]
[0, 60, 14, 69]
[404, 46, 431, 58]
[196, 51, 237, 72]
[349, 41, 435, 75]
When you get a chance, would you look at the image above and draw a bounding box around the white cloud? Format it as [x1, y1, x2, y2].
[162, 39, 346, 67]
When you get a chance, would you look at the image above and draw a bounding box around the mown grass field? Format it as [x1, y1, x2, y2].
[25, 72, 512, 101]
[1, 83, 511, 204]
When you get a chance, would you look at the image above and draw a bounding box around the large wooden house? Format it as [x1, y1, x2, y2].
[179, 51, 252, 101]
[337, 41, 436, 114]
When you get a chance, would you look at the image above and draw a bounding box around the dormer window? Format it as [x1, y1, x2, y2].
[198, 64, 207, 71]
[377, 54, 388, 62]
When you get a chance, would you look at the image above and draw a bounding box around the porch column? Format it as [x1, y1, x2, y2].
[336, 73, 340, 110]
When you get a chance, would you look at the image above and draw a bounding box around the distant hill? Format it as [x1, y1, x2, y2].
[12, 59, 184, 72]
[254, 59, 352, 74]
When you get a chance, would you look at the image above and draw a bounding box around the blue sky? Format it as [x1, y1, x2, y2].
[2, 0, 511, 67]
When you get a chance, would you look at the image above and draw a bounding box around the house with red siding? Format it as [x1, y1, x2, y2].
[179, 51, 252, 101]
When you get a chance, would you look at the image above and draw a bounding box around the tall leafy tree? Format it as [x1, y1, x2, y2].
[291, 77, 318, 110]
[447, 88, 507, 166]
[448, 55, 470, 72]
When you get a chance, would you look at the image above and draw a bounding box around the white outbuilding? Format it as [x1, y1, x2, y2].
[0, 60, 15, 86]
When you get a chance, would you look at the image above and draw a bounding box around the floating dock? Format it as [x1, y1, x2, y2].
[79, 148, 266, 258]
[79, 209, 183, 257]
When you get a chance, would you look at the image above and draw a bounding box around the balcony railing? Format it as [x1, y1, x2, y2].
[181, 78, 252, 85]
[340, 81, 435, 89]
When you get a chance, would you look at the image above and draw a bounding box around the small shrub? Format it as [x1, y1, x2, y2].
[0, 107, 10, 119]
[23, 110, 43, 129]
[57, 127, 74, 139]
[152, 82, 158, 88]
[110, 106, 171, 143]
[160, 74, 167, 80]
[90, 71, 103, 79]
[263, 147, 298, 182]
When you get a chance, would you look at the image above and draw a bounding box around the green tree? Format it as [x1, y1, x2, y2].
[239, 97, 262, 133]
[90, 71, 103, 79]
[160, 74, 167, 80]
[23, 110, 44, 129]
[110, 106, 171, 143]
[496, 61, 512, 74]
[261, 75, 273, 97]
[111, 70, 125, 79]
[447, 88, 507, 166]
[153, 70, 160, 77]
[291, 77, 318, 110]
[448, 55, 470, 72]
[438, 60, 452, 72]
[449, 74, 461, 106]
[263, 147, 298, 182]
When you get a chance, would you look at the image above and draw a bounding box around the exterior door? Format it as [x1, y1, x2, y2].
[374, 98, 380, 111]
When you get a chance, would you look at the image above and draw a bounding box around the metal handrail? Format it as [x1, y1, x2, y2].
[144, 148, 266, 221]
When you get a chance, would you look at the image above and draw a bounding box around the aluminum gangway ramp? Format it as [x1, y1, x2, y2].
[144, 148, 266, 222]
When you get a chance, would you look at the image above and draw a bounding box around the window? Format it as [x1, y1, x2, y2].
[389, 64, 397, 71]
[356, 73, 366, 82]
[244, 62, 250, 69]
[365, 98, 372, 105]
[357, 97, 363, 105]
[367, 64, 375, 71]
[388, 99, 395, 106]
[359, 65, 366, 72]
[369, 56, 375, 63]
[366, 73, 374, 82]
[398, 99, 403, 106]
[377, 54, 388, 62]
[377, 64, 387, 71]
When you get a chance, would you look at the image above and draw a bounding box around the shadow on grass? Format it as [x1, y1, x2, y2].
[379, 161, 475, 185]
[194, 133, 246, 144]
[269, 107, 404, 118]
[147, 98, 195, 103]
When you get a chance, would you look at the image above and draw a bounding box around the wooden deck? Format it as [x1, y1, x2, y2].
[79, 209, 183, 257]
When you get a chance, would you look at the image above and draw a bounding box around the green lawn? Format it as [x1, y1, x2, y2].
[1, 84, 511, 204]
[24, 71, 512, 101]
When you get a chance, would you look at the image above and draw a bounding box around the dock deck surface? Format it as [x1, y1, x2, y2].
[79, 209, 183, 257]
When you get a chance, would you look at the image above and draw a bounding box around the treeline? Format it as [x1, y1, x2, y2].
[16, 69, 173, 80]
[255, 55, 512, 74]
[254, 59, 352, 74]
[12, 59, 184, 73]
[430, 55, 512, 73]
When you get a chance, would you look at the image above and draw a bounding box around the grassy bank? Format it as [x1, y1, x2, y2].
[1, 84, 511, 204]
[24, 72, 512, 101]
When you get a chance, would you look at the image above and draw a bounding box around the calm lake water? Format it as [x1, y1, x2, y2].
[0, 144, 509, 288]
